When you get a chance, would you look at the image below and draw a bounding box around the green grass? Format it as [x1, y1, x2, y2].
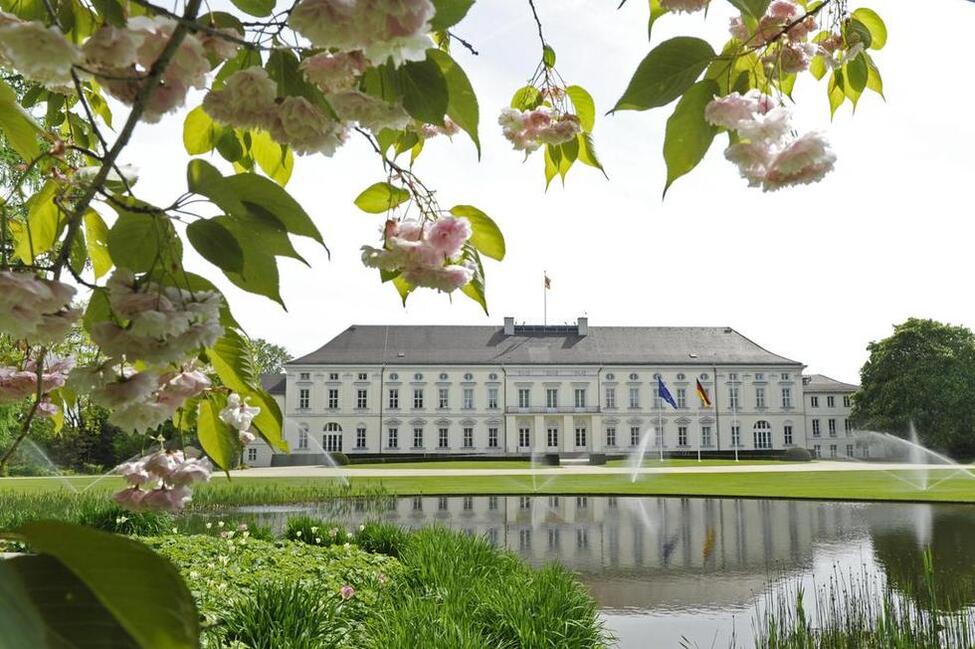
[603, 458, 793, 468]
[349, 460, 538, 469]
[3, 468, 975, 504]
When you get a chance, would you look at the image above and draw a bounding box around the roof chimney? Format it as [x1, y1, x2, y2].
[503, 316, 515, 336]
[577, 317, 589, 336]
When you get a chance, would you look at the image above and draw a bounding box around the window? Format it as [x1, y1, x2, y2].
[630, 426, 641, 447]
[463, 372, 473, 380]
[356, 426, 366, 449]
[814, 444, 821, 458]
[412, 496, 423, 512]
[629, 386, 640, 409]
[629, 373, 639, 380]
[576, 496, 588, 508]
[731, 424, 741, 447]
[548, 496, 560, 508]
[438, 496, 448, 511]
[518, 427, 531, 448]
[298, 426, 309, 450]
[654, 427, 664, 447]
[863, 446, 870, 459]
[843, 395, 851, 408]
[387, 427, 399, 449]
[812, 419, 821, 436]
[755, 387, 766, 409]
[519, 528, 531, 551]
[488, 496, 498, 510]
[323, 430, 342, 452]
[782, 387, 792, 408]
[544, 388, 558, 408]
[574, 388, 586, 408]
[438, 427, 449, 449]
[676, 388, 687, 409]
[548, 528, 561, 550]
[299, 372, 310, 380]
[606, 427, 617, 447]
[356, 388, 367, 409]
[388, 388, 399, 409]
[547, 427, 559, 447]
[781, 373, 790, 380]
[729, 386, 740, 410]
[701, 425, 712, 447]
[389, 372, 398, 380]
[298, 388, 310, 409]
[463, 387, 474, 409]
[676, 373, 685, 380]
[489, 373, 498, 380]
[753, 420, 772, 449]
[413, 427, 424, 448]
[518, 388, 530, 408]
[605, 387, 616, 408]
[463, 496, 473, 511]
[247, 447, 257, 462]
[678, 426, 688, 446]
[846, 444, 854, 457]
[755, 373, 765, 380]
[728, 372, 738, 380]
[488, 427, 499, 448]
[329, 372, 339, 381]
[576, 528, 589, 550]
[827, 396, 835, 408]
[828, 419, 837, 437]
[358, 372, 367, 381]
[327, 388, 339, 409]
[575, 426, 587, 447]
[463, 427, 473, 448]
[413, 388, 424, 409]
[784, 424, 793, 445]
[414, 373, 423, 381]
[844, 419, 852, 434]
[810, 396, 819, 407]
[488, 387, 499, 409]
[439, 373, 448, 380]
[438, 387, 449, 409]
[829, 444, 837, 458]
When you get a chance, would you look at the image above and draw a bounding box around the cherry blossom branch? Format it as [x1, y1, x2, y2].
[446, 31, 479, 56]
[740, 0, 835, 55]
[52, 0, 205, 279]
[527, 0, 548, 50]
[355, 127, 442, 219]
[0, 348, 46, 472]
[127, 0, 263, 51]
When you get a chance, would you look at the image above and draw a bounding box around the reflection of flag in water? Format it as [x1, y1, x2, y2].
[696, 379, 712, 407]
[661, 533, 679, 564]
[703, 528, 716, 562]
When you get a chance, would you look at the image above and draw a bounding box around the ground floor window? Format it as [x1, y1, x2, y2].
[324, 433, 342, 452]
[677, 426, 688, 447]
[846, 444, 854, 457]
[488, 427, 499, 448]
[863, 446, 870, 458]
[356, 427, 366, 449]
[575, 427, 587, 447]
[518, 427, 530, 448]
[519, 528, 531, 551]
[547, 427, 559, 447]
[463, 427, 474, 448]
[606, 427, 616, 447]
[830, 444, 837, 458]
[413, 427, 424, 449]
[247, 447, 257, 462]
[654, 427, 664, 447]
[731, 425, 740, 447]
[388, 427, 398, 449]
[814, 445, 821, 458]
[701, 426, 712, 447]
[438, 427, 449, 449]
[753, 421, 772, 449]
[630, 426, 640, 447]
[298, 427, 309, 450]
[784, 424, 793, 445]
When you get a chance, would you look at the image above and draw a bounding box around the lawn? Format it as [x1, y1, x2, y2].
[3, 467, 975, 503]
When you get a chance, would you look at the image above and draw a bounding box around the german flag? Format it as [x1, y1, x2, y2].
[696, 379, 712, 407]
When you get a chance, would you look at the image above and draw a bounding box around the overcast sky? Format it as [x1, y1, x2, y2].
[119, 0, 975, 384]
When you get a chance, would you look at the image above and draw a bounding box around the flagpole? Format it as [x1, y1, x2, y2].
[543, 270, 547, 326]
[732, 378, 739, 462]
[657, 379, 663, 462]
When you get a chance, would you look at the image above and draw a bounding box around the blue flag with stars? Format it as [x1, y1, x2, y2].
[658, 376, 678, 409]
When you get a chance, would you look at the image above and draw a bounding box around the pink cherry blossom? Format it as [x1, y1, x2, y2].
[728, 16, 750, 41]
[0, 271, 78, 343]
[83, 25, 143, 69]
[239, 430, 256, 445]
[300, 51, 367, 93]
[326, 90, 411, 133]
[113, 487, 147, 511]
[141, 486, 193, 513]
[426, 217, 472, 259]
[270, 96, 349, 156]
[762, 131, 836, 191]
[203, 67, 278, 131]
[219, 393, 261, 432]
[0, 19, 81, 89]
[168, 457, 213, 487]
[117, 461, 153, 486]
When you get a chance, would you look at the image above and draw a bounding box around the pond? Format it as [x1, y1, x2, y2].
[207, 496, 975, 648]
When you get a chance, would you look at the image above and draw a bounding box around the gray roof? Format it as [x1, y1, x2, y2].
[802, 374, 858, 393]
[289, 325, 802, 367]
[260, 373, 286, 395]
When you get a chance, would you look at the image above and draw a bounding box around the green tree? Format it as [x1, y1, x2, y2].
[852, 318, 975, 457]
[246, 338, 291, 375]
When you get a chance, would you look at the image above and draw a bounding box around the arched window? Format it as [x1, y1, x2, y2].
[753, 420, 772, 449]
[323, 422, 343, 452]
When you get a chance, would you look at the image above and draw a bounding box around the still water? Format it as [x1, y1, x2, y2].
[218, 496, 975, 648]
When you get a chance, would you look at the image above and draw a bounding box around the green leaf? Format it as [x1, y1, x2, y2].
[215, 128, 244, 163]
[809, 54, 827, 81]
[647, 0, 667, 40]
[107, 206, 182, 273]
[229, 0, 273, 16]
[846, 17, 873, 50]
[197, 394, 239, 471]
[543, 145, 559, 189]
[0, 78, 43, 162]
[182, 106, 218, 155]
[577, 133, 607, 177]
[427, 49, 480, 155]
[186, 219, 244, 274]
[7, 521, 199, 649]
[725, 0, 770, 19]
[459, 244, 487, 315]
[0, 560, 46, 649]
[391, 275, 413, 306]
[612, 37, 715, 112]
[845, 54, 868, 107]
[542, 44, 556, 68]
[90, 0, 125, 26]
[663, 79, 718, 196]
[430, 0, 474, 31]
[864, 52, 884, 98]
[354, 182, 411, 213]
[851, 7, 886, 49]
[449, 205, 505, 261]
[828, 71, 845, 117]
[14, 180, 62, 263]
[510, 86, 542, 111]
[250, 130, 294, 186]
[399, 54, 449, 125]
[565, 85, 595, 132]
[83, 287, 112, 333]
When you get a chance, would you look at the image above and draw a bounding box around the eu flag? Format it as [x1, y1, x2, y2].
[658, 377, 678, 409]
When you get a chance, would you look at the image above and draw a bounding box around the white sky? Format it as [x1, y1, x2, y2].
[119, 0, 975, 384]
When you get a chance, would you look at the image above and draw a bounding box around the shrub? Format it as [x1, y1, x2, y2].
[782, 447, 813, 462]
[285, 515, 353, 547]
[328, 452, 350, 466]
[355, 521, 409, 558]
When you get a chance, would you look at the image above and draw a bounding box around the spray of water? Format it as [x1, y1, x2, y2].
[18, 439, 79, 493]
[628, 425, 656, 483]
[856, 426, 975, 492]
[304, 435, 350, 486]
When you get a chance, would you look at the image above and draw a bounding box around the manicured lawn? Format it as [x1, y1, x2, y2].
[349, 460, 536, 469]
[3, 467, 975, 503]
[603, 458, 791, 468]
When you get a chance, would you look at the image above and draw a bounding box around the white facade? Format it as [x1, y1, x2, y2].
[802, 374, 860, 459]
[243, 320, 858, 467]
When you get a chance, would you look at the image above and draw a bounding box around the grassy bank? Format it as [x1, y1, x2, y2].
[3, 467, 975, 503]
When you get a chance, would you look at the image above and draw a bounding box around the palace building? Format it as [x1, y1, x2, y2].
[244, 318, 860, 466]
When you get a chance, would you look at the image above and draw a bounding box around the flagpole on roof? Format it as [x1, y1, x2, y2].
[543, 271, 548, 326]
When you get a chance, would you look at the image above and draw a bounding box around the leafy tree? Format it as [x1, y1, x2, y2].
[852, 318, 975, 457]
[246, 338, 291, 375]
